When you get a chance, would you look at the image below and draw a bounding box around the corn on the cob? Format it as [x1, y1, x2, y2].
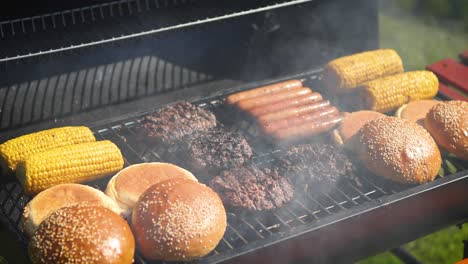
[16, 140, 124, 195]
[362, 71, 439, 113]
[323, 49, 404, 94]
[0, 126, 95, 174]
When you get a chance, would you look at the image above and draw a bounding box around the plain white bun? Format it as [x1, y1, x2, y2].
[21, 183, 122, 237]
[105, 162, 197, 217]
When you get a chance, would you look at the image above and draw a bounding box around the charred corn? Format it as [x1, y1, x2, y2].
[16, 140, 124, 195]
[362, 71, 439, 113]
[0, 126, 95, 174]
[324, 49, 404, 94]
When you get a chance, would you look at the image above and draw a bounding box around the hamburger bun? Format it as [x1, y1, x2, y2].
[21, 183, 122, 237]
[332, 110, 385, 145]
[132, 178, 226, 261]
[105, 162, 197, 217]
[353, 117, 441, 184]
[395, 99, 441, 126]
[425, 100, 468, 160]
[29, 204, 135, 264]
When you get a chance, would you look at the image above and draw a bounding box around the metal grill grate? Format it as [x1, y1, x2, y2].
[1, 75, 466, 263]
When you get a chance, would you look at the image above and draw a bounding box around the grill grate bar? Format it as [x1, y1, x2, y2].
[226, 224, 248, 245]
[322, 192, 346, 211]
[344, 181, 372, 201]
[284, 206, 306, 225]
[253, 217, 273, 236]
[335, 187, 360, 206]
[359, 174, 390, 195]
[293, 200, 319, 220]
[240, 218, 265, 239]
[305, 193, 333, 215]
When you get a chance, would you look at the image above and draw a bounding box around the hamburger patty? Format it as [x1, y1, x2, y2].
[139, 102, 217, 145]
[210, 164, 294, 211]
[274, 143, 356, 192]
[168, 128, 253, 178]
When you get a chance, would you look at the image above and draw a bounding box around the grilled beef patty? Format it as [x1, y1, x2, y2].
[274, 143, 355, 192]
[210, 165, 294, 211]
[139, 102, 217, 145]
[168, 128, 253, 178]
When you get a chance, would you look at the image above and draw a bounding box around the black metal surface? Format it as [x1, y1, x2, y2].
[0, 70, 467, 264]
[0, 0, 317, 63]
[0, 0, 379, 131]
[391, 247, 422, 264]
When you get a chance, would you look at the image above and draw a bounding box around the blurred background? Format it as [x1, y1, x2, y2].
[0, 0, 466, 263]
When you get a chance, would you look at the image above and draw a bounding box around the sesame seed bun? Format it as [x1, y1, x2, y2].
[29, 204, 135, 264]
[132, 178, 226, 261]
[105, 162, 198, 217]
[395, 99, 441, 126]
[21, 183, 122, 238]
[354, 117, 441, 184]
[332, 110, 385, 146]
[425, 100, 468, 160]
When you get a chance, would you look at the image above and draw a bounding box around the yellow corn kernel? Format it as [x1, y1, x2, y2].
[16, 140, 124, 195]
[0, 126, 96, 174]
[323, 49, 404, 94]
[362, 71, 439, 113]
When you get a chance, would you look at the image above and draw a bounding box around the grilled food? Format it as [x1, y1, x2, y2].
[105, 162, 198, 217]
[353, 117, 441, 184]
[167, 128, 253, 178]
[210, 164, 294, 211]
[236, 87, 312, 111]
[361, 70, 439, 113]
[21, 183, 122, 238]
[0, 126, 95, 174]
[249, 92, 323, 116]
[132, 178, 226, 261]
[226, 79, 302, 104]
[332, 110, 386, 145]
[425, 100, 468, 160]
[323, 49, 404, 94]
[395, 99, 441, 126]
[139, 102, 217, 146]
[274, 143, 356, 193]
[17, 140, 124, 195]
[29, 204, 135, 264]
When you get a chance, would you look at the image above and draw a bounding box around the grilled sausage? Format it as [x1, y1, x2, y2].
[257, 100, 331, 124]
[261, 106, 339, 134]
[249, 92, 323, 116]
[237, 87, 312, 111]
[226, 80, 302, 105]
[271, 115, 343, 141]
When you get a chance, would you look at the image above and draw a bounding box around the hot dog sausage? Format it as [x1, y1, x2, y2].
[226, 80, 302, 105]
[261, 106, 339, 134]
[271, 115, 343, 141]
[257, 100, 331, 124]
[237, 87, 312, 111]
[249, 92, 323, 117]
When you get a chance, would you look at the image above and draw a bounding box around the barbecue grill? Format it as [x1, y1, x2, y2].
[0, 1, 467, 263]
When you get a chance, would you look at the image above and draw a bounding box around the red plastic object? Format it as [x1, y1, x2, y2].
[426, 57, 468, 102]
[438, 83, 467, 101]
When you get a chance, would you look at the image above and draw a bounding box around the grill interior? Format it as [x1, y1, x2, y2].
[1, 71, 466, 264]
[0, 0, 319, 63]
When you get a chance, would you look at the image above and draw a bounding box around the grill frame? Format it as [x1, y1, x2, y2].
[1, 69, 467, 264]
